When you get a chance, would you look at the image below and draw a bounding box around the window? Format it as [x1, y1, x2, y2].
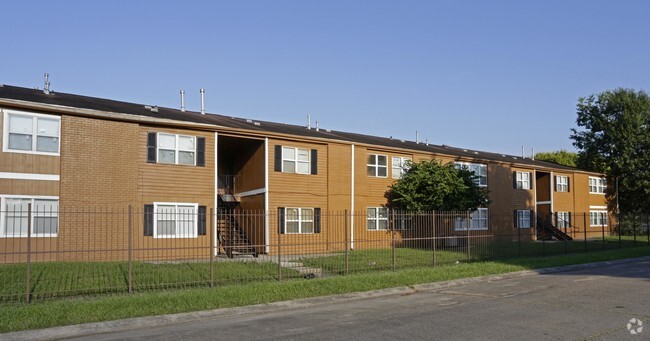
[590, 211, 608, 226]
[392, 157, 412, 179]
[284, 208, 314, 234]
[589, 177, 606, 194]
[456, 162, 488, 187]
[1, 197, 58, 237]
[556, 212, 570, 228]
[515, 172, 531, 190]
[555, 176, 569, 192]
[515, 210, 531, 228]
[367, 154, 388, 177]
[3, 110, 60, 155]
[157, 133, 196, 165]
[367, 207, 389, 230]
[282, 147, 310, 174]
[154, 203, 198, 238]
[455, 208, 488, 230]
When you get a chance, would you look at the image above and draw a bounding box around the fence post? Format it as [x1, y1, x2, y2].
[432, 211, 436, 267]
[210, 208, 215, 288]
[391, 209, 396, 271]
[601, 218, 605, 250]
[517, 220, 521, 258]
[618, 212, 622, 249]
[277, 211, 282, 282]
[647, 214, 650, 246]
[128, 205, 133, 294]
[583, 213, 587, 252]
[26, 203, 32, 304]
[344, 210, 349, 275]
[466, 211, 471, 262]
[632, 214, 637, 247]
[561, 213, 567, 255]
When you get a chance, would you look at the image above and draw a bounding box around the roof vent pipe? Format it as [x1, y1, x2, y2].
[531, 147, 535, 160]
[307, 114, 311, 129]
[180, 90, 186, 112]
[315, 120, 319, 131]
[43, 73, 50, 95]
[416, 131, 419, 144]
[200, 89, 205, 115]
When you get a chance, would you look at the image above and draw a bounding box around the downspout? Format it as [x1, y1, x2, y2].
[214, 132, 219, 256]
[350, 144, 355, 249]
[264, 138, 270, 254]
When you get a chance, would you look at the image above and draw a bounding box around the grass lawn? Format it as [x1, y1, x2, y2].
[1, 260, 291, 303]
[1, 245, 648, 333]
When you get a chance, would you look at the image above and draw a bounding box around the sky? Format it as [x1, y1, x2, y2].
[2, 1, 649, 156]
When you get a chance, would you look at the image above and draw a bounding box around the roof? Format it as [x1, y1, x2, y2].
[0, 84, 581, 172]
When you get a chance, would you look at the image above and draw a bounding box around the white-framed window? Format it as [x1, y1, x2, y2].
[516, 210, 531, 228]
[0, 196, 59, 237]
[157, 133, 196, 165]
[555, 176, 569, 192]
[153, 202, 198, 238]
[589, 177, 606, 194]
[282, 146, 310, 174]
[515, 172, 531, 190]
[2, 110, 60, 155]
[455, 208, 489, 230]
[284, 208, 314, 234]
[556, 212, 570, 228]
[392, 157, 412, 179]
[590, 211, 608, 226]
[367, 207, 389, 230]
[367, 154, 388, 177]
[456, 162, 488, 187]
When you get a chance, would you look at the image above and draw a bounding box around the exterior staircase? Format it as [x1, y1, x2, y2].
[217, 176, 259, 258]
[536, 216, 573, 241]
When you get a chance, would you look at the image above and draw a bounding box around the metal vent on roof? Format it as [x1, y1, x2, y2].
[246, 119, 253, 123]
[254, 122, 261, 126]
[144, 105, 159, 113]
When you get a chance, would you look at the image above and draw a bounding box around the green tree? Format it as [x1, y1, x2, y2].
[570, 88, 650, 212]
[534, 150, 578, 167]
[386, 160, 490, 211]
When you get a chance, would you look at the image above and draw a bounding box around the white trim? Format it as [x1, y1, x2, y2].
[350, 144, 355, 250]
[589, 176, 607, 194]
[283, 207, 315, 234]
[589, 205, 608, 209]
[454, 208, 489, 231]
[153, 202, 199, 239]
[454, 162, 488, 187]
[536, 201, 551, 205]
[156, 132, 197, 166]
[0, 195, 60, 238]
[236, 188, 266, 198]
[366, 153, 388, 178]
[214, 132, 219, 256]
[550, 171, 554, 213]
[2, 109, 61, 156]
[264, 138, 269, 254]
[366, 207, 389, 231]
[391, 156, 412, 179]
[281, 146, 310, 174]
[0, 172, 59, 181]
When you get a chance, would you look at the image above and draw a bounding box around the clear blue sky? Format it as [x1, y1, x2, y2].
[2, 1, 648, 156]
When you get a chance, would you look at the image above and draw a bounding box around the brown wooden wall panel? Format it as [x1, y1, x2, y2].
[0, 109, 60, 174]
[236, 142, 265, 193]
[139, 126, 215, 206]
[0, 179, 59, 196]
[0, 238, 59, 263]
[552, 172, 575, 213]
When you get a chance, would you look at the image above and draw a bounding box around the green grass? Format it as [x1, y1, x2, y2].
[0, 260, 292, 302]
[1, 246, 649, 333]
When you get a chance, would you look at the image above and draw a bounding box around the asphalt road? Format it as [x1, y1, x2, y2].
[57, 259, 649, 341]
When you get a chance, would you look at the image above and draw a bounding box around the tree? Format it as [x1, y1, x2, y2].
[534, 150, 578, 167]
[570, 88, 650, 213]
[386, 160, 490, 212]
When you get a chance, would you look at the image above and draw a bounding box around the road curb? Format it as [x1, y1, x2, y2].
[4, 256, 650, 341]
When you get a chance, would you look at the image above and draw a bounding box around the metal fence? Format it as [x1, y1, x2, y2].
[0, 205, 648, 303]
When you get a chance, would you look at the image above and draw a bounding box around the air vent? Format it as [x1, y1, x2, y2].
[246, 119, 253, 123]
[254, 122, 261, 126]
[144, 105, 159, 113]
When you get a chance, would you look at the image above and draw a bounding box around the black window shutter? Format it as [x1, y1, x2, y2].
[196, 137, 206, 167]
[528, 173, 533, 190]
[530, 210, 535, 226]
[314, 208, 321, 233]
[554, 176, 558, 192]
[144, 204, 154, 236]
[278, 207, 285, 234]
[147, 133, 157, 163]
[198, 206, 207, 235]
[567, 177, 571, 192]
[512, 172, 518, 189]
[567, 212, 572, 227]
[311, 149, 318, 175]
[513, 210, 518, 228]
[274, 145, 283, 172]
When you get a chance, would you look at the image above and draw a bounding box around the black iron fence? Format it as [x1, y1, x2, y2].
[0, 205, 648, 303]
